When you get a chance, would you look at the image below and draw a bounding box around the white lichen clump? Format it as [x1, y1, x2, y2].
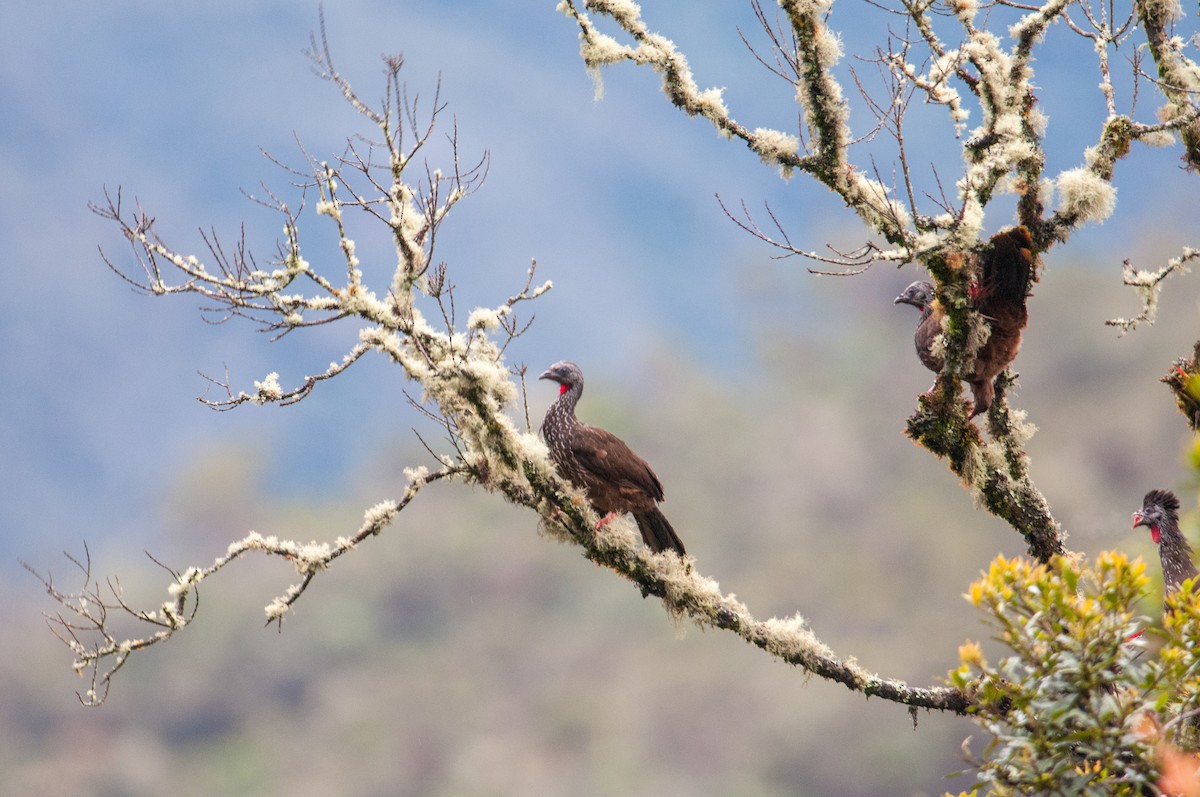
[167, 567, 202, 599]
[253, 372, 284, 403]
[816, 30, 843, 72]
[913, 53, 970, 136]
[847, 173, 913, 235]
[951, 0, 978, 24]
[467, 306, 508, 332]
[579, 31, 629, 100]
[1006, 406, 1038, 446]
[264, 595, 292, 621]
[695, 87, 730, 129]
[596, 0, 643, 26]
[752, 127, 800, 177]
[580, 29, 628, 67]
[762, 613, 836, 662]
[1055, 167, 1117, 223]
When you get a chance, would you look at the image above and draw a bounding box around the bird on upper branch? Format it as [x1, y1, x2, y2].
[894, 226, 1036, 418]
[1133, 489, 1197, 594]
[540, 360, 686, 557]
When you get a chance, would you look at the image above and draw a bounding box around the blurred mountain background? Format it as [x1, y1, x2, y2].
[2, 3, 1198, 795]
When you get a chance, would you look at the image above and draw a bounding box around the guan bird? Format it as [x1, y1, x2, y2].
[1133, 489, 1197, 594]
[895, 226, 1036, 418]
[539, 360, 686, 557]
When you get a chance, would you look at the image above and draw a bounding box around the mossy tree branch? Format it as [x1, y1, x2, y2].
[29, 25, 971, 717]
[1162, 340, 1200, 433]
[553, 0, 1200, 560]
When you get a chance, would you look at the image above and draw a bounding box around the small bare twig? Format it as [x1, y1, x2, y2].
[1106, 248, 1200, 334]
[715, 195, 886, 271]
[26, 465, 464, 706]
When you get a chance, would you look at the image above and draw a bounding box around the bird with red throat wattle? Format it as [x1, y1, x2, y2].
[1133, 489, 1198, 594]
[539, 360, 686, 557]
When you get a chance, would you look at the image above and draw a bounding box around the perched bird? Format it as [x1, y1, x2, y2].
[1133, 489, 1197, 594]
[894, 226, 1035, 418]
[539, 360, 686, 556]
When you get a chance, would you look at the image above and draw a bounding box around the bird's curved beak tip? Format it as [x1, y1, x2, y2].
[538, 369, 553, 381]
[1132, 511, 1145, 529]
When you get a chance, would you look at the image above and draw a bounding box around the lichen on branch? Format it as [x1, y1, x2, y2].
[30, 19, 972, 717]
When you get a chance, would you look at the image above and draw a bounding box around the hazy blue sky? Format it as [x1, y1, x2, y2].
[2, 2, 1195, 564]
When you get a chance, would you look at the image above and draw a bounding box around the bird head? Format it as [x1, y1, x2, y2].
[539, 360, 584, 395]
[894, 281, 934, 312]
[1133, 488, 1181, 545]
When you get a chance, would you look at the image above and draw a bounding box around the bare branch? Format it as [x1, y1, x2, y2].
[1106, 247, 1200, 334]
[26, 465, 464, 705]
[716, 194, 885, 269]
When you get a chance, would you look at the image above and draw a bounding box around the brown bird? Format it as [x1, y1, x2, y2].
[895, 226, 1035, 418]
[1133, 489, 1197, 594]
[540, 360, 686, 557]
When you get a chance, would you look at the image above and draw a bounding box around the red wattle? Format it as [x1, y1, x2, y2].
[559, 384, 569, 395]
[1152, 526, 1161, 544]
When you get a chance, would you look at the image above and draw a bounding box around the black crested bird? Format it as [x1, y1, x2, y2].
[1133, 489, 1197, 594]
[539, 360, 686, 556]
[895, 226, 1035, 418]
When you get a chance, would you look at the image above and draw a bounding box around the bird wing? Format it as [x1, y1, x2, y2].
[975, 227, 1033, 325]
[960, 227, 1034, 386]
[914, 309, 944, 374]
[571, 424, 666, 502]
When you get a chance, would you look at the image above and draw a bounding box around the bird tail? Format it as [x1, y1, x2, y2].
[978, 226, 1035, 311]
[633, 508, 686, 557]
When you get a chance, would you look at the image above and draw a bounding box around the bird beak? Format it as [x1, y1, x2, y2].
[538, 369, 554, 381]
[1132, 511, 1162, 543]
[893, 295, 905, 305]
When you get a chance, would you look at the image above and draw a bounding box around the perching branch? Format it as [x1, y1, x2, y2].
[905, 371, 1064, 563]
[34, 22, 974, 718]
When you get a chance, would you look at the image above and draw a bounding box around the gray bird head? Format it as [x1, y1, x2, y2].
[894, 280, 934, 311]
[540, 360, 584, 393]
[1133, 488, 1181, 545]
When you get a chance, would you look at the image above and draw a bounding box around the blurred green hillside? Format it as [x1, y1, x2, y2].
[7, 261, 1199, 796]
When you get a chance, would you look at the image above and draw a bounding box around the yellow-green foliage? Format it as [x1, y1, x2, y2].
[1159, 579, 1200, 744]
[952, 553, 1158, 795]
[1182, 373, 1200, 404]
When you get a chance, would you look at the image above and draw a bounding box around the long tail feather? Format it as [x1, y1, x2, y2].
[633, 508, 686, 556]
